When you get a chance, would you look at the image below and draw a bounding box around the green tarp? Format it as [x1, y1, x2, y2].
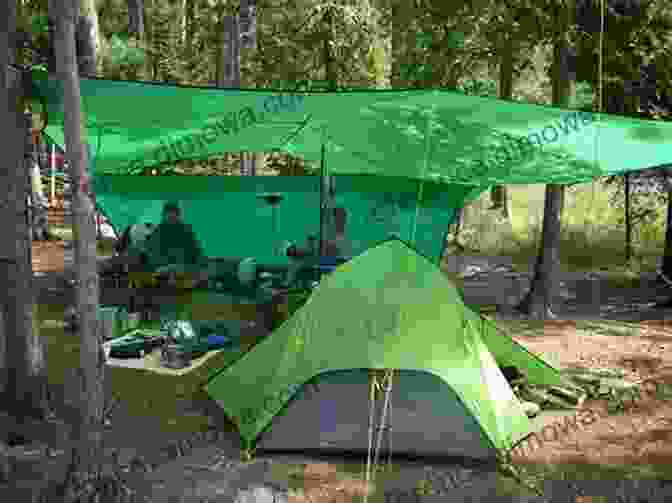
[33, 73, 672, 186]
[32, 73, 672, 265]
[205, 239, 567, 455]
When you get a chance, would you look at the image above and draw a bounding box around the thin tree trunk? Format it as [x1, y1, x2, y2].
[517, 3, 574, 319]
[240, 0, 259, 174]
[391, 1, 417, 88]
[77, 0, 100, 241]
[622, 93, 638, 265]
[659, 166, 672, 283]
[323, 6, 337, 90]
[128, 0, 145, 38]
[51, 0, 105, 499]
[490, 33, 513, 219]
[239, 0, 257, 49]
[0, 0, 50, 422]
[625, 172, 631, 263]
[663, 188, 672, 279]
[76, 0, 100, 76]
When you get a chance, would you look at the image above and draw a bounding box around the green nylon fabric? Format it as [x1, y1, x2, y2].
[33, 74, 672, 185]
[94, 175, 470, 264]
[204, 239, 567, 452]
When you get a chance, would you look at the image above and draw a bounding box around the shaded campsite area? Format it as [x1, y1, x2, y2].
[7, 2, 672, 500]
[17, 232, 672, 502]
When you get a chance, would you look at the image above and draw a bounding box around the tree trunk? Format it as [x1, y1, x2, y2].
[390, 3, 404, 88]
[517, 3, 574, 319]
[218, 13, 247, 174]
[76, 0, 100, 76]
[625, 172, 631, 263]
[127, 0, 145, 39]
[239, 0, 257, 50]
[77, 0, 100, 240]
[490, 34, 513, 219]
[51, 0, 105, 499]
[0, 0, 50, 422]
[662, 187, 672, 280]
[323, 6, 337, 90]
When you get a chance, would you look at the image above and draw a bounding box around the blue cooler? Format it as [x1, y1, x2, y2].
[207, 334, 232, 349]
[316, 257, 349, 276]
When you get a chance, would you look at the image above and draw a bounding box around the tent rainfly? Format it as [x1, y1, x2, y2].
[205, 239, 568, 460]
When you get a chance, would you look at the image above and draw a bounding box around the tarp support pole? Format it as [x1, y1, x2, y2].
[410, 112, 432, 246]
[318, 139, 326, 258]
[318, 126, 333, 258]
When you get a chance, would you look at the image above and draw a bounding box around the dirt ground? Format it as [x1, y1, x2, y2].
[32, 240, 67, 273]
[509, 320, 672, 470]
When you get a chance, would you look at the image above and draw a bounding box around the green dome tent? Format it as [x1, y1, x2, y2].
[205, 239, 567, 459]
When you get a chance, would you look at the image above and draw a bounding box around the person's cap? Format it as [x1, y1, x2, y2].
[163, 201, 181, 214]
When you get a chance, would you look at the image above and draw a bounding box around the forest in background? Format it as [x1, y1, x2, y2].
[14, 0, 672, 276]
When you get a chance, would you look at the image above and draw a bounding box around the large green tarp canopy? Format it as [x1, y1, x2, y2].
[32, 73, 672, 185]
[30, 72, 672, 263]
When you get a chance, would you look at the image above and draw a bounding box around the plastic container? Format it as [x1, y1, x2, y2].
[237, 257, 257, 286]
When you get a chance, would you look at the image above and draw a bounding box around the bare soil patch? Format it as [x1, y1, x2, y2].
[508, 320, 672, 470]
[32, 240, 66, 273]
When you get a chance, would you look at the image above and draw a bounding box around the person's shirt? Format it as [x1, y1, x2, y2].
[324, 234, 353, 259]
[143, 221, 205, 270]
[115, 223, 154, 256]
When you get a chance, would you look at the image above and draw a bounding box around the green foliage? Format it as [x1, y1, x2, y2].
[106, 34, 147, 68]
[457, 77, 498, 97]
[571, 81, 595, 109]
[574, 0, 672, 115]
[29, 13, 49, 35]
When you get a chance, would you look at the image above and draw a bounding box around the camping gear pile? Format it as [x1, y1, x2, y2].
[108, 329, 165, 359]
[501, 364, 646, 416]
[105, 316, 243, 366]
[500, 365, 586, 414]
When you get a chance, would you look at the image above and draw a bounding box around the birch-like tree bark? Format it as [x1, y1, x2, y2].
[51, 0, 105, 499]
[128, 0, 145, 38]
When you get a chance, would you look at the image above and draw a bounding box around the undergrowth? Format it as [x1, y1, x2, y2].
[452, 184, 664, 277]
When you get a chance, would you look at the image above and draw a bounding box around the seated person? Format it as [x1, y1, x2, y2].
[283, 207, 352, 286]
[323, 207, 352, 259]
[142, 201, 209, 284]
[285, 207, 352, 260]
